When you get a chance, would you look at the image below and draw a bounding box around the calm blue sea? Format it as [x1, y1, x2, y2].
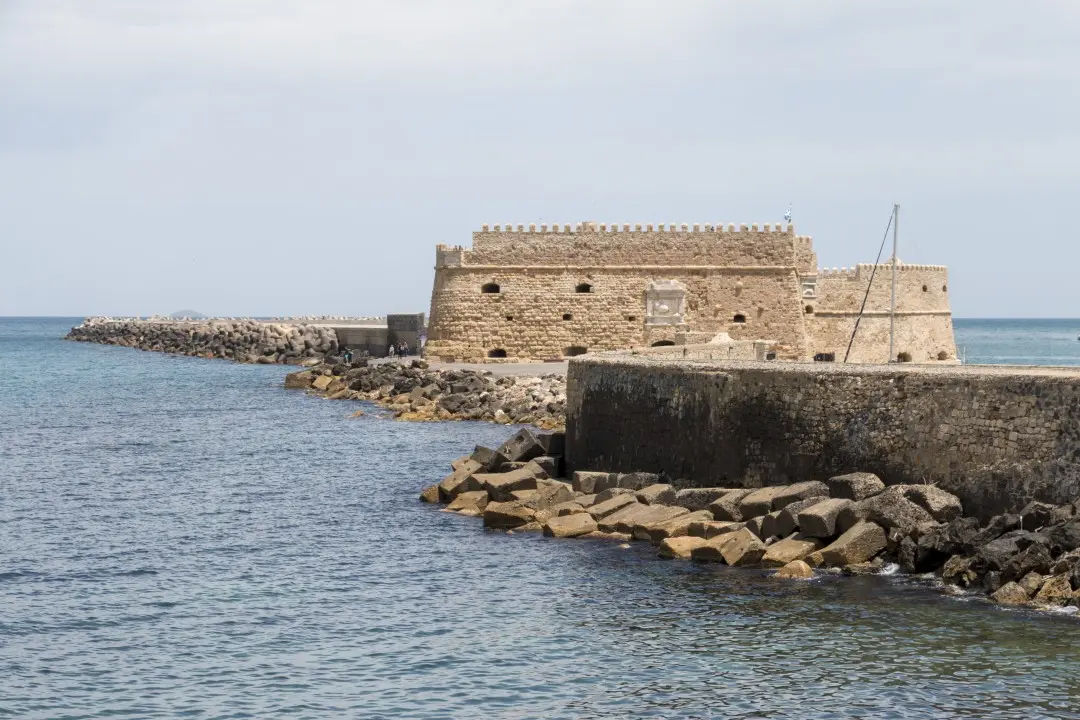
[2, 317, 1080, 719]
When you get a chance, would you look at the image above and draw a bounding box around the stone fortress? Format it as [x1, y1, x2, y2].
[426, 221, 956, 363]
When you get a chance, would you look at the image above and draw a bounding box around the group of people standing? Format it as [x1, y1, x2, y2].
[387, 340, 410, 358]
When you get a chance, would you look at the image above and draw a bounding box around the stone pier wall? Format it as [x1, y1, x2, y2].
[566, 353, 1080, 519]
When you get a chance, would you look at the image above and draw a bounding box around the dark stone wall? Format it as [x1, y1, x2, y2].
[566, 356, 1080, 520]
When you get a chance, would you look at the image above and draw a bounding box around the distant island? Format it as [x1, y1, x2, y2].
[169, 310, 206, 319]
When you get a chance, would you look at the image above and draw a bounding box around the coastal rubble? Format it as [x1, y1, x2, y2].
[424, 428, 1080, 613]
[285, 360, 566, 429]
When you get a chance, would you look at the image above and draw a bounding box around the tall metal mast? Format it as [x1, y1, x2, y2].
[888, 204, 899, 363]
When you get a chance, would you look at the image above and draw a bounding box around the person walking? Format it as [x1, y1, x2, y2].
[388, 343, 395, 359]
[400, 341, 409, 357]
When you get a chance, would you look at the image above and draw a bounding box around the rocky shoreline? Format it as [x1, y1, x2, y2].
[66, 317, 340, 364]
[425, 427, 1080, 612]
[285, 360, 566, 429]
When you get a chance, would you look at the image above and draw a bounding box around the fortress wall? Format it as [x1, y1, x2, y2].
[813, 263, 951, 314]
[567, 355, 1080, 520]
[426, 265, 810, 362]
[805, 313, 957, 363]
[466, 223, 798, 267]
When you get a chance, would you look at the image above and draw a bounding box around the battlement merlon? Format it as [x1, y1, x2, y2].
[474, 221, 797, 235]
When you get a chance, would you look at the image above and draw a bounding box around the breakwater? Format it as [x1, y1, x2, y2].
[427, 426, 1080, 611]
[67, 317, 340, 364]
[567, 352, 1080, 520]
[287, 360, 566, 429]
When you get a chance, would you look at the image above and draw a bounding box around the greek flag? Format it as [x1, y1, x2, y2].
[784, 204, 792, 223]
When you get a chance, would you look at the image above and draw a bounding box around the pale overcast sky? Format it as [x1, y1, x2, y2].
[2, 1, 1078, 318]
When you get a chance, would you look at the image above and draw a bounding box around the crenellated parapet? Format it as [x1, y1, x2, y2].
[476, 222, 797, 234]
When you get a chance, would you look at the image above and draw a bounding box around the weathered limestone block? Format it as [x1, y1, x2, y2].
[659, 536, 711, 559]
[284, 371, 314, 389]
[532, 455, 563, 478]
[762, 534, 825, 567]
[772, 481, 830, 511]
[311, 375, 334, 391]
[775, 497, 829, 538]
[1018, 572, 1045, 597]
[720, 528, 767, 566]
[471, 445, 510, 472]
[483, 501, 536, 529]
[688, 520, 743, 539]
[903, 485, 963, 523]
[612, 505, 688, 535]
[1018, 501, 1058, 531]
[497, 428, 546, 463]
[738, 486, 788, 519]
[774, 560, 814, 579]
[674, 488, 734, 511]
[573, 471, 618, 494]
[450, 455, 470, 471]
[745, 515, 766, 539]
[690, 537, 729, 563]
[991, 581, 1030, 606]
[837, 487, 935, 535]
[1033, 574, 1073, 606]
[594, 487, 634, 504]
[636, 484, 676, 506]
[581, 530, 632, 542]
[709, 489, 753, 521]
[575, 494, 598, 507]
[528, 482, 573, 510]
[638, 510, 714, 543]
[544, 513, 598, 538]
[617, 472, 662, 490]
[759, 511, 784, 540]
[827, 472, 885, 501]
[438, 459, 485, 502]
[551, 501, 586, 517]
[798, 499, 854, 538]
[478, 463, 547, 502]
[596, 502, 651, 532]
[587, 494, 638, 519]
[419, 484, 441, 503]
[1001, 543, 1052, 583]
[807, 521, 887, 568]
[446, 490, 490, 514]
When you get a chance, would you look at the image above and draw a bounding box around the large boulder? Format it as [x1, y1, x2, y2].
[1001, 542, 1053, 583]
[418, 484, 441, 503]
[991, 581, 1030, 606]
[596, 502, 653, 532]
[587, 494, 638, 519]
[761, 534, 824, 567]
[594, 487, 634, 504]
[798, 498, 854, 538]
[639, 510, 714, 544]
[720, 528, 767, 566]
[772, 481, 830, 510]
[942, 555, 979, 587]
[535, 431, 565, 456]
[976, 531, 1048, 573]
[482, 501, 536, 529]
[636, 484, 677, 506]
[838, 486, 935, 535]
[1045, 520, 1080, 555]
[1018, 501, 1057, 532]
[674, 488, 734, 512]
[827, 472, 885, 501]
[688, 520, 743, 539]
[1018, 572, 1045, 597]
[496, 428, 546, 463]
[445, 490, 490, 515]
[690, 537, 729, 563]
[759, 511, 784, 540]
[903, 485, 963, 523]
[478, 462, 547, 502]
[611, 505, 688, 536]
[616, 472, 663, 490]
[738, 486, 788, 519]
[572, 471, 618, 494]
[1033, 574, 1074, 606]
[544, 513, 598, 538]
[808, 521, 887, 568]
[438, 458, 484, 502]
[470, 445, 510, 472]
[774, 560, 814, 579]
[775, 497, 830, 538]
[659, 536, 711, 559]
[709, 489, 753, 521]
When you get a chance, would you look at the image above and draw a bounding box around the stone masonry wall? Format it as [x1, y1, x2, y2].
[426, 221, 955, 363]
[566, 355, 1080, 520]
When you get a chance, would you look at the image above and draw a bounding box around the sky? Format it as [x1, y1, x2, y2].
[2, 1, 1079, 318]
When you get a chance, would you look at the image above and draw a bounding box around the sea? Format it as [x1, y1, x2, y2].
[2, 317, 1080, 720]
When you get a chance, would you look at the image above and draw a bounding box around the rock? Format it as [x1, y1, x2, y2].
[284, 371, 313, 389]
[532, 455, 563, 478]
[690, 537, 730, 563]
[572, 471, 618, 494]
[1018, 501, 1057, 532]
[575, 494, 598, 507]
[639, 510, 714, 544]
[596, 502, 652, 532]
[774, 497, 829, 538]
[903, 485, 963, 523]
[636, 484, 676, 506]
[840, 486, 935, 535]
[967, 514, 1022, 551]
[827, 472, 886, 501]
[496, 428, 546, 462]
[550, 501, 586, 517]
[511, 489, 539, 505]
[744, 515, 766, 539]
[478, 464, 545, 502]
[774, 560, 814, 579]
[446, 490, 490, 514]
[594, 487, 634, 504]
[1018, 572, 1045, 597]
[311, 375, 334, 391]
[581, 531, 631, 542]
[720, 528, 767, 566]
[688, 520, 743, 539]
[898, 536, 921, 574]
[842, 558, 886, 576]
[659, 536, 711, 559]
[528, 482, 572, 510]
[709, 489, 753, 521]
[810, 521, 887, 568]
[586, 494, 638, 519]
[470, 445, 510, 472]
[942, 555, 979, 586]
[544, 513, 598, 538]
[1045, 520, 1080, 555]
[610, 505, 688, 535]
[772, 481, 830, 510]
[983, 571, 1003, 594]
[482, 501, 536, 529]
[509, 521, 543, 533]
[1050, 549, 1080, 575]
[762, 534, 824, 567]
[1033, 574, 1074, 606]
[438, 459, 484, 502]
[738, 486, 788, 519]
[1001, 542, 1052, 583]
[418, 484, 441, 503]
[674, 488, 734, 512]
[535, 431, 565, 456]
[759, 511, 783, 540]
[798, 499, 854, 538]
[991, 581, 1030, 606]
[616, 472, 662, 490]
[917, 516, 980, 562]
[450, 455, 470, 471]
[976, 532, 1047, 574]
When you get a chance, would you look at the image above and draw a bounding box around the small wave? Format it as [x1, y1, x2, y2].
[0, 569, 41, 582]
[879, 563, 900, 576]
[117, 568, 158, 577]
